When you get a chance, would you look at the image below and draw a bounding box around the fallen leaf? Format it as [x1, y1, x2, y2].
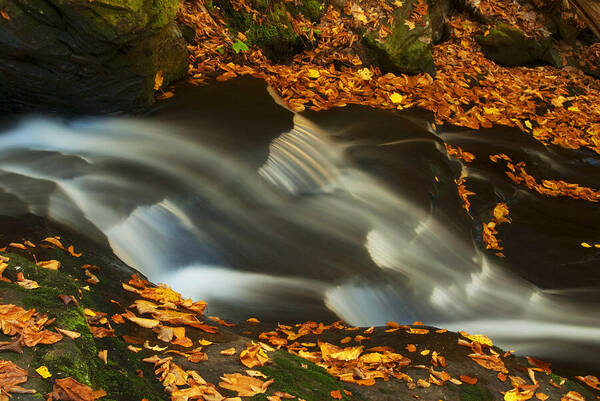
[219, 373, 273, 397]
[220, 348, 237, 356]
[56, 328, 81, 339]
[330, 390, 342, 399]
[154, 71, 164, 91]
[307, 69, 320, 79]
[390, 92, 404, 104]
[50, 377, 107, 400]
[36, 365, 52, 379]
[98, 350, 107, 364]
[460, 375, 478, 384]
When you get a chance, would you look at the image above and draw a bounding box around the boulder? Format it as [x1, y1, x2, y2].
[359, 0, 448, 76]
[476, 22, 561, 67]
[0, 0, 189, 114]
[213, 0, 326, 61]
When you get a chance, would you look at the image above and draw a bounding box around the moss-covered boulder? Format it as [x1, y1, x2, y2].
[476, 22, 561, 67]
[359, 0, 444, 76]
[212, 0, 325, 61]
[0, 0, 188, 114]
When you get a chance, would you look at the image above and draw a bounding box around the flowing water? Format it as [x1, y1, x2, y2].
[1, 78, 599, 374]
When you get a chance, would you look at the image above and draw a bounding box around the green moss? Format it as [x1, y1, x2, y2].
[293, 0, 325, 22]
[460, 384, 493, 401]
[476, 22, 560, 67]
[213, 0, 307, 60]
[249, 351, 358, 401]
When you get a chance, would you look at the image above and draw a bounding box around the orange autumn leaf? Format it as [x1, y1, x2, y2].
[219, 373, 273, 397]
[125, 314, 160, 329]
[90, 327, 114, 338]
[171, 336, 194, 347]
[220, 347, 237, 356]
[0, 360, 29, 392]
[67, 245, 82, 257]
[43, 237, 65, 250]
[330, 390, 342, 399]
[460, 375, 478, 384]
[240, 343, 270, 368]
[574, 375, 600, 390]
[56, 328, 81, 339]
[561, 391, 585, 401]
[50, 377, 107, 400]
[37, 260, 61, 270]
[536, 393, 549, 401]
[405, 344, 416, 352]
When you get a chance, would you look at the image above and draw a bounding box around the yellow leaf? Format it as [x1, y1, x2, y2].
[246, 318, 261, 325]
[357, 68, 372, 81]
[524, 120, 533, 130]
[460, 331, 493, 346]
[307, 69, 320, 79]
[483, 107, 500, 115]
[37, 260, 61, 270]
[154, 71, 164, 91]
[404, 20, 416, 30]
[567, 106, 580, 112]
[581, 242, 591, 248]
[36, 366, 52, 379]
[390, 92, 404, 104]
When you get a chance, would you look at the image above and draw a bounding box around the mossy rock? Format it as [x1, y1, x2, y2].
[212, 0, 324, 61]
[476, 22, 561, 67]
[360, 0, 435, 75]
[0, 0, 188, 113]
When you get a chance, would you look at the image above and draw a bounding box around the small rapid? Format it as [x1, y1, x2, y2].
[0, 79, 598, 374]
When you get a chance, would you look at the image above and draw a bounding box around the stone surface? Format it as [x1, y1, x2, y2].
[476, 22, 561, 67]
[359, 0, 445, 76]
[0, 0, 188, 114]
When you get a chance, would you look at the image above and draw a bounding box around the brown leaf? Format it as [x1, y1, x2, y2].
[219, 373, 273, 397]
[50, 377, 106, 400]
[56, 328, 81, 339]
[0, 360, 28, 392]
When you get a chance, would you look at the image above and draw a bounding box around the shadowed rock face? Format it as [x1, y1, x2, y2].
[0, 0, 188, 114]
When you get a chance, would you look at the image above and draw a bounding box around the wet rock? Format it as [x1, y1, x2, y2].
[359, 0, 444, 76]
[0, 0, 189, 114]
[476, 22, 561, 67]
[213, 0, 325, 61]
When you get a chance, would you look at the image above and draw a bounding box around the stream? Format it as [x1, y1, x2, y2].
[1, 78, 599, 375]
